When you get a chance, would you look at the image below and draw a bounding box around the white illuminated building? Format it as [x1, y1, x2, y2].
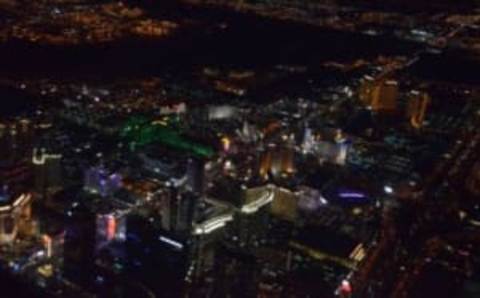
[241, 186, 275, 214]
[193, 213, 234, 235]
[0, 193, 33, 245]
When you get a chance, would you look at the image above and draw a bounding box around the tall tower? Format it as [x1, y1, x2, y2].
[175, 191, 197, 234]
[164, 188, 197, 235]
[186, 158, 205, 195]
[32, 148, 62, 198]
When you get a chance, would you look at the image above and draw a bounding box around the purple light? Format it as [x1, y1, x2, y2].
[339, 192, 366, 199]
[109, 173, 120, 180]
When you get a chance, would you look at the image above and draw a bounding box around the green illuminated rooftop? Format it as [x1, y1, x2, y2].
[121, 116, 214, 158]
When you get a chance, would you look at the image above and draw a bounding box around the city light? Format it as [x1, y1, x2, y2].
[0, 1, 477, 296]
[340, 280, 352, 294]
[339, 192, 366, 199]
[32, 148, 62, 165]
[241, 188, 275, 214]
[159, 236, 184, 250]
[221, 136, 231, 152]
[384, 185, 394, 194]
[42, 235, 52, 258]
[107, 215, 116, 241]
[193, 214, 234, 235]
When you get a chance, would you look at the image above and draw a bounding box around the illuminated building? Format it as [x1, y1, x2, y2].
[372, 80, 398, 112]
[193, 212, 233, 236]
[316, 141, 349, 165]
[96, 211, 127, 252]
[207, 105, 238, 120]
[259, 149, 272, 179]
[281, 146, 295, 175]
[32, 148, 62, 197]
[207, 181, 269, 250]
[297, 186, 328, 213]
[84, 166, 122, 197]
[302, 127, 315, 153]
[290, 225, 366, 271]
[42, 231, 64, 259]
[0, 192, 33, 245]
[159, 102, 187, 115]
[186, 158, 205, 195]
[158, 187, 175, 232]
[358, 77, 398, 112]
[241, 185, 275, 215]
[160, 188, 198, 235]
[259, 145, 295, 179]
[121, 116, 214, 158]
[175, 191, 197, 234]
[139, 150, 183, 178]
[239, 121, 259, 144]
[269, 187, 297, 222]
[406, 90, 430, 129]
[189, 203, 234, 281]
[42, 234, 53, 258]
[358, 75, 377, 106]
[228, 185, 275, 249]
[302, 127, 350, 165]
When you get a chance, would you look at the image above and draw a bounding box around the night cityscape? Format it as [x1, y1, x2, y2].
[0, 0, 480, 297]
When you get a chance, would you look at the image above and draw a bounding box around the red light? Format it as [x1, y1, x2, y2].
[107, 215, 116, 241]
[340, 280, 352, 294]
